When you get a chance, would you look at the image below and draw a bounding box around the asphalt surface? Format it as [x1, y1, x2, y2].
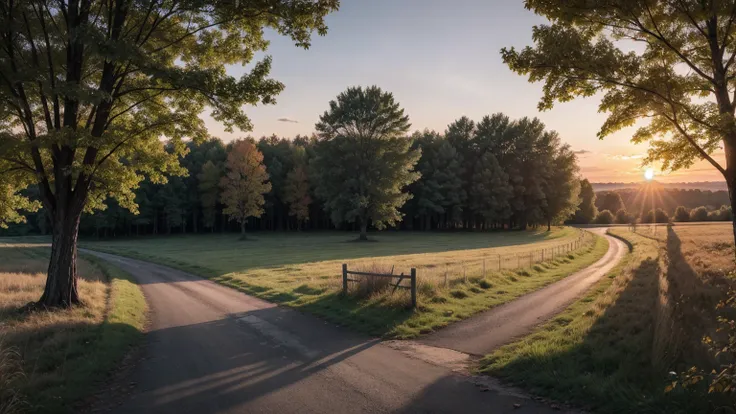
[420, 229, 627, 355]
[83, 249, 583, 414]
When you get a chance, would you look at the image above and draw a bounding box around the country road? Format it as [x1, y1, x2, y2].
[81, 231, 624, 413]
[420, 229, 627, 355]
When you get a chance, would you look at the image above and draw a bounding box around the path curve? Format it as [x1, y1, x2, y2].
[82, 249, 577, 414]
[419, 229, 627, 355]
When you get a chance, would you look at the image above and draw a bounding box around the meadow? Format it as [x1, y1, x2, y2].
[481, 224, 736, 413]
[85, 227, 608, 338]
[0, 244, 146, 414]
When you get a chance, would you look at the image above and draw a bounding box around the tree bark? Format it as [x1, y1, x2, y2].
[38, 208, 82, 308]
[359, 219, 368, 241]
[240, 220, 247, 240]
[547, 218, 551, 232]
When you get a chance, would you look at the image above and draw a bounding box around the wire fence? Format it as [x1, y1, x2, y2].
[412, 230, 595, 286]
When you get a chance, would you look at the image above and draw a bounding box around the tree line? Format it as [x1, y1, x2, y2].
[568, 181, 733, 225]
[5, 90, 582, 240]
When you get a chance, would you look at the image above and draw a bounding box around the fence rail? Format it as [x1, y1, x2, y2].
[342, 264, 417, 307]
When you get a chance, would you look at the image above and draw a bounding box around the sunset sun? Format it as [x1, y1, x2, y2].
[644, 168, 655, 181]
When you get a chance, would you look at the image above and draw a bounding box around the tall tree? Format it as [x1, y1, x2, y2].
[220, 140, 271, 240]
[0, 0, 338, 307]
[283, 147, 311, 230]
[313, 86, 420, 240]
[573, 179, 598, 224]
[502, 0, 736, 245]
[541, 144, 580, 230]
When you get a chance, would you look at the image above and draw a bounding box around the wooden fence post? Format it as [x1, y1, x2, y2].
[410, 268, 417, 308]
[342, 263, 348, 295]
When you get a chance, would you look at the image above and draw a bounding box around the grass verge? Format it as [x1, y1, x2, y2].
[0, 244, 146, 414]
[478, 229, 713, 413]
[87, 230, 608, 338]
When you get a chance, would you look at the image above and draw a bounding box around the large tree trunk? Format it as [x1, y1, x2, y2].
[39, 209, 82, 308]
[240, 220, 247, 240]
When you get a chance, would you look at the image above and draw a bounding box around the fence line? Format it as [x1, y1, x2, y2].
[340, 230, 596, 300]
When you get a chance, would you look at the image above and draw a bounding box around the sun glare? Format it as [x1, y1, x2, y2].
[644, 167, 655, 181]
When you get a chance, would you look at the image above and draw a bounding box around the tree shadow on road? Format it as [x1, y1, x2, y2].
[480, 229, 728, 413]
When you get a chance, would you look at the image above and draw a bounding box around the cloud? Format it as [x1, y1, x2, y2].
[573, 149, 591, 155]
[606, 153, 645, 161]
[277, 117, 299, 123]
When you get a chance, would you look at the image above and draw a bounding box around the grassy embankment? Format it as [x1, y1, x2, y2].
[86, 227, 608, 338]
[0, 243, 146, 414]
[480, 224, 736, 413]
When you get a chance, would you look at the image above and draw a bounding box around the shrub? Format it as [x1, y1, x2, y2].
[641, 209, 654, 223]
[351, 263, 393, 298]
[614, 208, 632, 224]
[654, 208, 669, 223]
[594, 210, 614, 224]
[674, 206, 690, 222]
[690, 206, 709, 222]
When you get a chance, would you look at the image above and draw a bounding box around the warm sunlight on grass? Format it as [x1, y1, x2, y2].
[481, 225, 736, 413]
[0, 244, 146, 414]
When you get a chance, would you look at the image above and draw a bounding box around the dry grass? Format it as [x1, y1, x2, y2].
[0, 243, 146, 413]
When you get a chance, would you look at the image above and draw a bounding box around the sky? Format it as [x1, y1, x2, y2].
[203, 0, 725, 184]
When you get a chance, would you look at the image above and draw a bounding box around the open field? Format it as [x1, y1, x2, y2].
[0, 244, 146, 414]
[480, 226, 736, 413]
[85, 227, 608, 338]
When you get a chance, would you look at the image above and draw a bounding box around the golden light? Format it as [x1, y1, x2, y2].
[644, 167, 655, 181]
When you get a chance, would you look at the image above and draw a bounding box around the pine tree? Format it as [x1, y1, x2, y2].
[470, 151, 513, 227]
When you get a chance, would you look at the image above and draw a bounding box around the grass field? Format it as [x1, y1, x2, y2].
[480, 226, 736, 413]
[85, 227, 608, 338]
[0, 244, 146, 414]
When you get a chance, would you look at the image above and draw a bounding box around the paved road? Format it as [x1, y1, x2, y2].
[83, 250, 577, 414]
[419, 229, 627, 355]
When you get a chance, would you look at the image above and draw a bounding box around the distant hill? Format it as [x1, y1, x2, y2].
[592, 181, 730, 215]
[592, 181, 728, 192]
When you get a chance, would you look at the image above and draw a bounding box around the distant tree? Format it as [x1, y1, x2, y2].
[691, 206, 710, 222]
[283, 148, 312, 230]
[641, 210, 655, 224]
[572, 179, 597, 224]
[313, 86, 420, 240]
[541, 144, 580, 230]
[674, 206, 690, 222]
[594, 210, 614, 225]
[655, 208, 669, 224]
[709, 205, 733, 222]
[502, 1, 736, 245]
[220, 140, 272, 239]
[470, 152, 513, 227]
[598, 192, 625, 216]
[614, 209, 632, 225]
[198, 161, 222, 232]
[413, 132, 467, 230]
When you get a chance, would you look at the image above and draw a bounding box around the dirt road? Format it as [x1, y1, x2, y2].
[419, 229, 627, 355]
[83, 250, 577, 414]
